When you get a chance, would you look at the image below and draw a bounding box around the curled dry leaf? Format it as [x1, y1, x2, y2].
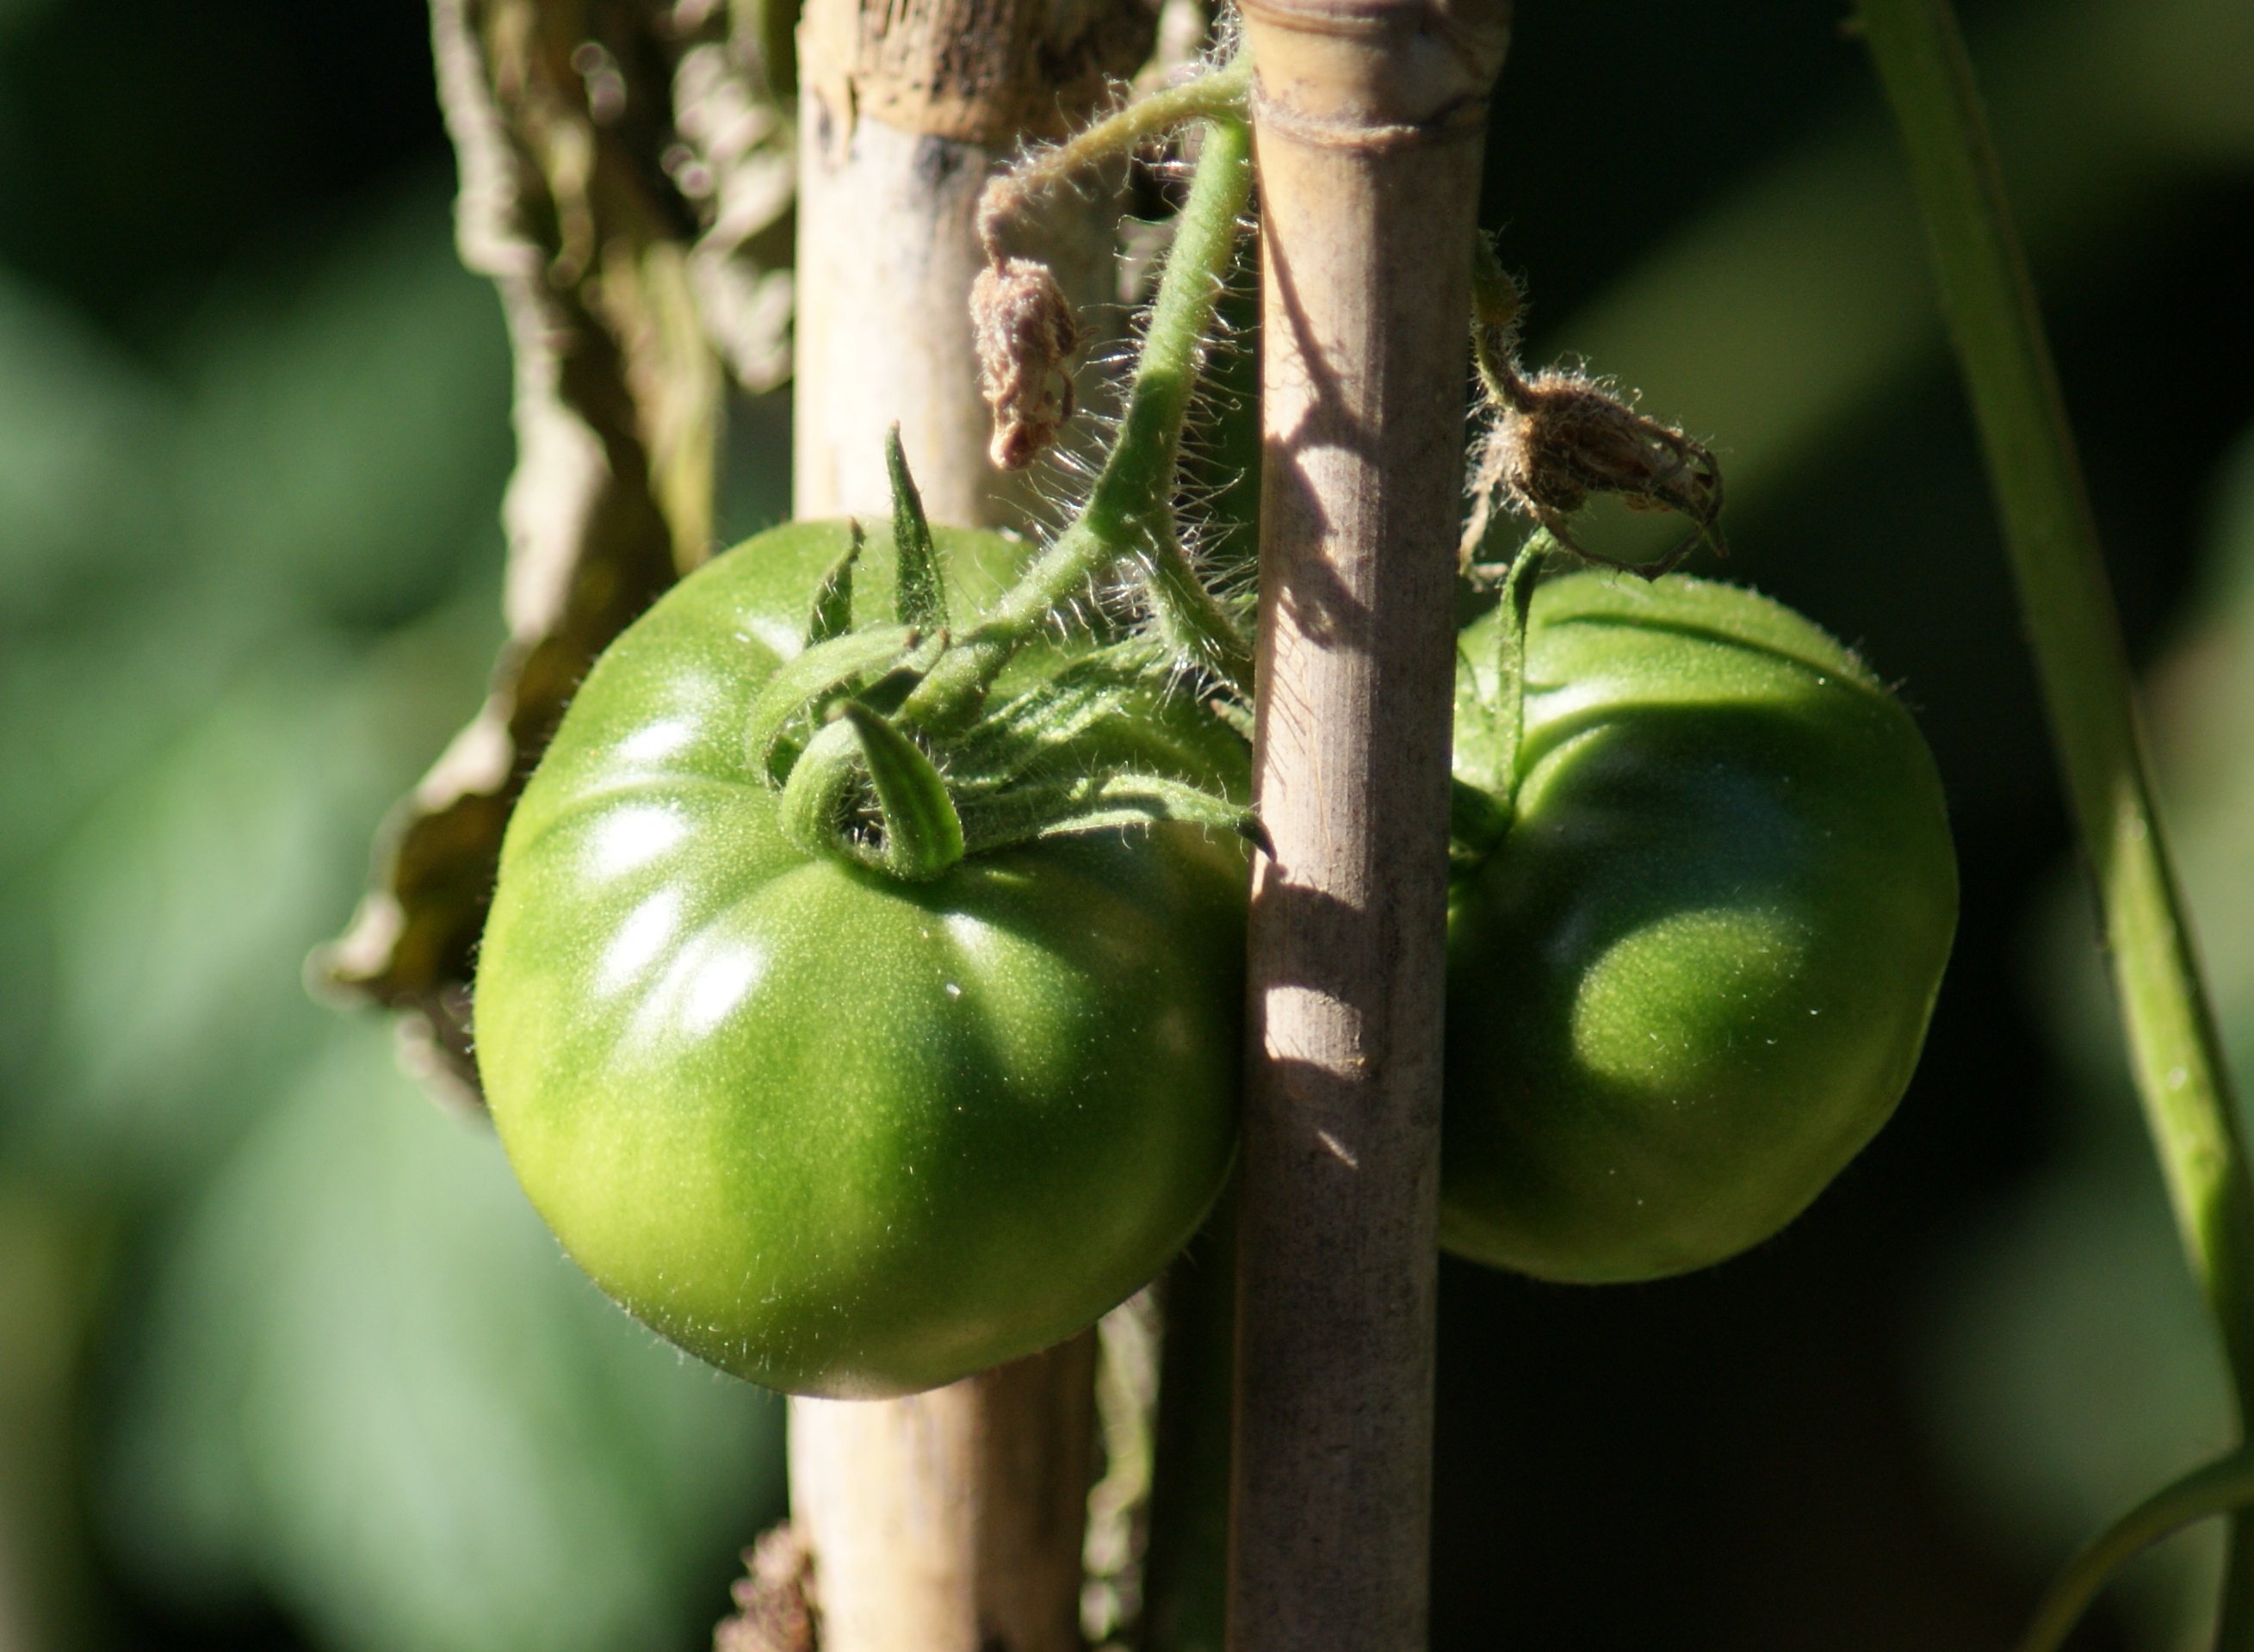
[319, 0, 789, 1101]
[672, 0, 798, 393]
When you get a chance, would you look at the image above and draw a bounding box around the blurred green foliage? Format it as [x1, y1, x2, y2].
[1920, 434, 2254, 1651]
[0, 98, 784, 1652]
[0, 0, 2246, 1649]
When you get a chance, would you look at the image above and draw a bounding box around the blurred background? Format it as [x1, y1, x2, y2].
[0, 0, 2247, 1648]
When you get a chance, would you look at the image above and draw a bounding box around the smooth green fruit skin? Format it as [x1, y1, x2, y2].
[1443, 572, 1958, 1283]
[475, 521, 1248, 1398]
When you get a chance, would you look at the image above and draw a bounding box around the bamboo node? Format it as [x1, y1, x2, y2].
[1239, 0, 1509, 135]
[1246, 83, 1486, 147]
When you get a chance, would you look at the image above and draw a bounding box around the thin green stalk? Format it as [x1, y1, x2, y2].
[975, 58, 1253, 256]
[1468, 232, 1520, 404]
[1140, 519, 1256, 698]
[903, 110, 1255, 731]
[2017, 1451, 2254, 1652]
[1857, 0, 2254, 1638]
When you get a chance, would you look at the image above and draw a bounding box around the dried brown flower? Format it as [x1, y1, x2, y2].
[971, 255, 1086, 471]
[1464, 256, 1725, 577]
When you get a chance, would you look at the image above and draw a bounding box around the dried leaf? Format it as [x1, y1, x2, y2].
[319, 0, 767, 1100]
[672, 5, 798, 392]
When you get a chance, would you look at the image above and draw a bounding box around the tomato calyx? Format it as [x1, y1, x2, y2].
[759, 434, 1263, 882]
[754, 101, 1266, 883]
[1447, 243, 1745, 868]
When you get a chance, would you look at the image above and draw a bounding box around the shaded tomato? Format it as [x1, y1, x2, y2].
[474, 521, 1248, 1396]
[1443, 571, 1958, 1282]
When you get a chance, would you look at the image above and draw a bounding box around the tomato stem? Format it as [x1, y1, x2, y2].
[975, 56, 1254, 263]
[1859, 0, 2254, 1638]
[901, 108, 1257, 731]
[2014, 1448, 2254, 1652]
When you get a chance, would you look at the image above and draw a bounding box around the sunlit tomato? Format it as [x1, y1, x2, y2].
[1443, 572, 1958, 1282]
[474, 522, 1248, 1396]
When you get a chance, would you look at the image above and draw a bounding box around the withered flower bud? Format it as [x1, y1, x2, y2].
[971, 256, 1085, 472]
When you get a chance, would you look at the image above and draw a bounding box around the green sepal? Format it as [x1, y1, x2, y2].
[959, 770, 1266, 858]
[806, 522, 862, 646]
[1207, 694, 1254, 743]
[1451, 535, 1546, 852]
[855, 630, 950, 718]
[838, 702, 965, 880]
[777, 717, 865, 864]
[776, 710, 966, 881]
[887, 425, 949, 633]
[1489, 536, 1544, 820]
[746, 624, 920, 787]
[944, 651, 1170, 788]
[1133, 521, 1255, 698]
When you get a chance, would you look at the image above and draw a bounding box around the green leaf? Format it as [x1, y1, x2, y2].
[103, 1020, 784, 1652]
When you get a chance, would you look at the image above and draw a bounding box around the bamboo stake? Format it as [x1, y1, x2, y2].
[1229, 3, 1509, 1646]
[784, 0, 1152, 1646]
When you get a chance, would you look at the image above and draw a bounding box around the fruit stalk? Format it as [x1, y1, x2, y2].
[1858, 0, 2254, 1641]
[903, 109, 1258, 728]
[784, 0, 1152, 1641]
[1229, 1, 1510, 1645]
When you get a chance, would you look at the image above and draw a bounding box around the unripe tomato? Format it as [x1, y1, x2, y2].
[1443, 572, 1957, 1283]
[474, 522, 1248, 1397]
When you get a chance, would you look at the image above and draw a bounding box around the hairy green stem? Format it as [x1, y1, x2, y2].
[2016, 1451, 2254, 1652]
[1467, 232, 1520, 403]
[975, 57, 1253, 257]
[1140, 520, 1257, 698]
[903, 110, 1256, 732]
[1858, 0, 2254, 1638]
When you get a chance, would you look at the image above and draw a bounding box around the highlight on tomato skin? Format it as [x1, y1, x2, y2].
[472, 520, 1250, 1399]
[1440, 571, 1960, 1284]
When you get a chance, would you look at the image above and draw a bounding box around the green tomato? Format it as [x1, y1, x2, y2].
[1442, 571, 1958, 1283]
[474, 521, 1248, 1398]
